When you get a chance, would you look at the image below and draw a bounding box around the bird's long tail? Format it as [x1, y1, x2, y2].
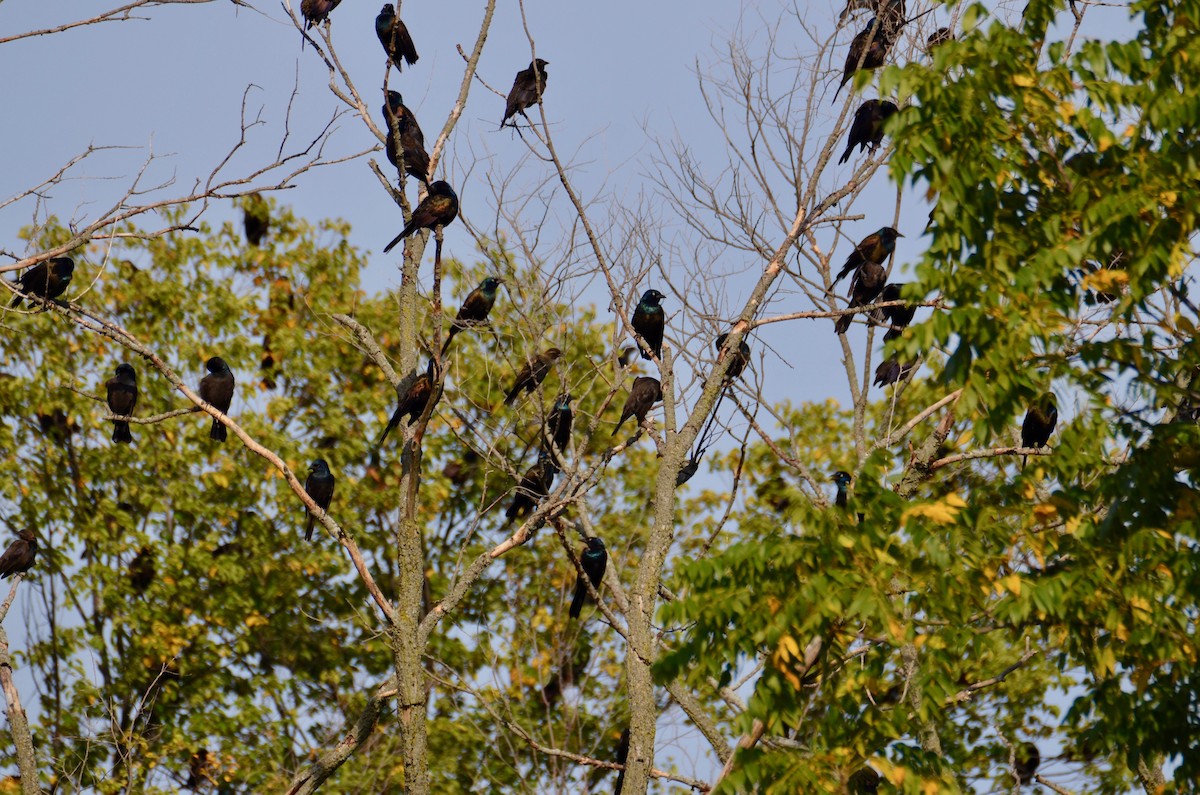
[305, 514, 316, 542]
[568, 579, 587, 619]
[376, 412, 401, 450]
[440, 327, 459, 357]
[112, 421, 133, 444]
[209, 418, 227, 442]
[382, 220, 416, 253]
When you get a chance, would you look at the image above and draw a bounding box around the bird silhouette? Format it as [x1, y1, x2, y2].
[198, 357, 235, 442]
[505, 456, 557, 524]
[715, 332, 751, 383]
[1014, 743, 1040, 785]
[128, 546, 155, 594]
[105, 363, 138, 444]
[926, 27, 954, 54]
[442, 277, 502, 355]
[876, 282, 915, 340]
[377, 359, 437, 448]
[568, 536, 607, 618]
[873, 356, 915, 387]
[631, 289, 666, 360]
[1021, 393, 1058, 465]
[304, 459, 336, 541]
[832, 471, 853, 509]
[300, 0, 341, 29]
[376, 4, 418, 69]
[382, 181, 458, 253]
[613, 376, 662, 436]
[9, 257, 74, 307]
[243, 193, 269, 246]
[833, 227, 902, 284]
[382, 91, 429, 184]
[835, 260, 886, 334]
[834, 18, 896, 102]
[0, 529, 37, 579]
[839, 99, 899, 165]
[502, 59, 550, 127]
[503, 348, 563, 406]
[545, 393, 573, 458]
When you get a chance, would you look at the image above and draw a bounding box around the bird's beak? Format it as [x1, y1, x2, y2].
[897, 232, 905, 238]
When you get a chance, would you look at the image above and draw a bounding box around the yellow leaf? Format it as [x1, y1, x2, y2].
[1012, 73, 1036, 87]
[1032, 503, 1058, 522]
[778, 634, 800, 660]
[922, 782, 941, 795]
[1160, 190, 1177, 207]
[244, 613, 269, 628]
[1081, 268, 1129, 294]
[1057, 101, 1076, 121]
[837, 533, 856, 548]
[902, 494, 964, 525]
[766, 596, 782, 615]
[1000, 574, 1022, 596]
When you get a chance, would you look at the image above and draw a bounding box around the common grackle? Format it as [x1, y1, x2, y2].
[715, 332, 751, 383]
[243, 193, 269, 247]
[631, 289, 666, 360]
[926, 27, 954, 53]
[834, 18, 895, 102]
[617, 346, 637, 368]
[848, 766, 881, 794]
[382, 181, 458, 253]
[198, 357, 235, 443]
[503, 348, 563, 406]
[128, 546, 155, 594]
[832, 470, 853, 509]
[1021, 392, 1057, 465]
[873, 356, 915, 387]
[545, 393, 573, 457]
[877, 0, 906, 36]
[383, 91, 429, 184]
[505, 455, 557, 523]
[835, 260, 886, 334]
[833, 227, 901, 284]
[442, 277, 502, 355]
[0, 529, 37, 579]
[9, 257, 74, 307]
[1014, 742, 1040, 785]
[376, 4, 418, 69]
[568, 536, 607, 619]
[301, 0, 340, 29]
[105, 363, 138, 445]
[613, 376, 662, 436]
[502, 59, 550, 128]
[377, 359, 436, 447]
[876, 282, 915, 341]
[838, 99, 899, 165]
[304, 458, 336, 541]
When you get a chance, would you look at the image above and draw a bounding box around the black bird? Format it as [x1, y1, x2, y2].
[1014, 742, 1040, 785]
[926, 27, 954, 54]
[304, 459, 336, 541]
[376, 4, 419, 69]
[877, 282, 915, 340]
[243, 193, 269, 247]
[501, 59, 550, 128]
[503, 348, 563, 406]
[848, 766, 881, 794]
[9, 256, 74, 307]
[442, 277, 503, 355]
[617, 346, 637, 368]
[613, 376, 663, 436]
[631, 289, 666, 360]
[838, 99, 899, 165]
[505, 456, 557, 524]
[382, 181, 459, 252]
[0, 529, 37, 579]
[545, 393, 573, 457]
[128, 546, 155, 595]
[568, 536, 608, 619]
[873, 356, 915, 387]
[835, 259, 886, 334]
[877, 0, 907, 36]
[833, 227, 902, 284]
[715, 332, 751, 383]
[105, 363, 139, 445]
[1021, 393, 1058, 465]
[300, 0, 340, 29]
[382, 91, 430, 184]
[834, 18, 895, 102]
[198, 357, 235, 443]
[832, 471, 853, 509]
[377, 359, 436, 448]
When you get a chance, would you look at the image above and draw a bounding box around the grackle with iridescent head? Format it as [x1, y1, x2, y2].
[833, 227, 901, 284]
[545, 393, 573, 458]
[568, 536, 607, 619]
[442, 277, 502, 355]
[376, 4, 418, 69]
[876, 282, 915, 341]
[631, 289, 666, 360]
[832, 471, 853, 509]
[9, 257, 74, 307]
[304, 459, 336, 541]
[383, 91, 430, 184]
[377, 359, 436, 448]
[382, 181, 458, 253]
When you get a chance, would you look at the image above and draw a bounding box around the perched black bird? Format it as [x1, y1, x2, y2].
[877, 282, 915, 340]
[0, 529, 37, 579]
[568, 536, 608, 619]
[832, 470, 853, 509]
[631, 289, 666, 360]
[848, 766, 881, 794]
[835, 259, 886, 334]
[839, 99, 899, 165]
[502, 59, 550, 128]
[873, 356, 915, 387]
[198, 357, 235, 442]
[1014, 742, 1040, 785]
[613, 376, 663, 436]
[442, 277, 503, 355]
[715, 332, 751, 383]
[545, 393, 573, 457]
[503, 348, 563, 406]
[926, 26, 954, 54]
[1021, 392, 1058, 465]
[300, 0, 341, 29]
[876, 0, 907, 36]
[617, 346, 637, 368]
[243, 193, 269, 247]
[834, 18, 895, 102]
[376, 4, 418, 69]
[304, 459, 336, 541]
[105, 363, 139, 445]
[833, 227, 902, 284]
[382, 181, 459, 252]
[382, 91, 430, 184]
[128, 546, 155, 595]
[9, 256, 74, 307]
[505, 456, 557, 524]
[377, 359, 437, 448]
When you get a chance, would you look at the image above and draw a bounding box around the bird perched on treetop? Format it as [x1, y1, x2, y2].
[382, 91, 429, 184]
[304, 459, 336, 541]
[833, 227, 902, 284]
[105, 363, 139, 445]
[243, 193, 270, 247]
[833, 18, 896, 103]
[631, 289, 666, 360]
[839, 99, 899, 165]
[876, 282, 915, 341]
[0, 529, 38, 579]
[874, 356, 915, 387]
[376, 4, 418, 69]
[715, 332, 751, 384]
[613, 376, 662, 437]
[301, 0, 341, 30]
[502, 59, 550, 128]
[569, 536, 608, 619]
[503, 348, 563, 406]
[442, 277, 503, 355]
[9, 257, 74, 307]
[505, 455, 557, 524]
[377, 359, 437, 448]
[926, 27, 954, 54]
[382, 181, 458, 253]
[835, 259, 887, 334]
[1014, 742, 1040, 785]
[198, 357, 235, 443]
[1021, 393, 1058, 466]
[545, 393, 573, 458]
[832, 471, 853, 509]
